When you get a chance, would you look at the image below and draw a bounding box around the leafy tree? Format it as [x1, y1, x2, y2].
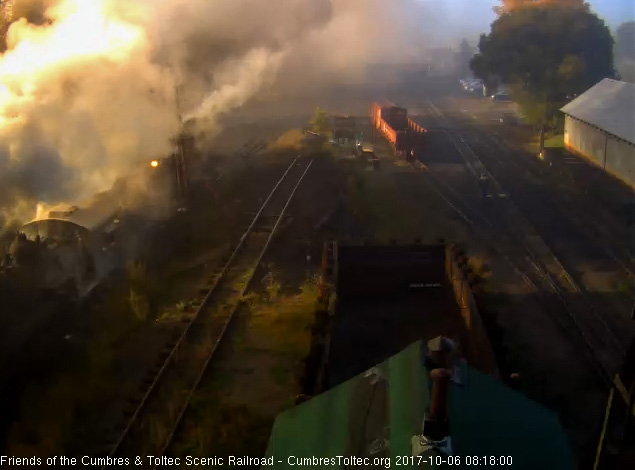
[309, 107, 331, 136]
[493, 0, 588, 15]
[471, 4, 615, 129]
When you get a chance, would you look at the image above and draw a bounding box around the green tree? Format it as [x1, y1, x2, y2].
[309, 107, 331, 136]
[471, 4, 614, 144]
[493, 0, 588, 15]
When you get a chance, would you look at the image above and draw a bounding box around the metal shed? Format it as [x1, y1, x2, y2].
[560, 78, 635, 187]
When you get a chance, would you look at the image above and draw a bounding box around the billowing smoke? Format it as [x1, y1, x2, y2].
[0, 0, 446, 231]
[0, 0, 182, 229]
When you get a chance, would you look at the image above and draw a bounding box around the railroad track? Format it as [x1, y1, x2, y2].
[411, 99, 627, 385]
[471, 129, 635, 280]
[435, 99, 634, 274]
[236, 138, 268, 158]
[100, 156, 313, 468]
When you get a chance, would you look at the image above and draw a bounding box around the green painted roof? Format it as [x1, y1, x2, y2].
[265, 341, 574, 469]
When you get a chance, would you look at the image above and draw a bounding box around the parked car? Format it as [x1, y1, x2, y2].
[360, 147, 376, 162]
[462, 78, 482, 90]
[492, 92, 512, 102]
[499, 113, 518, 124]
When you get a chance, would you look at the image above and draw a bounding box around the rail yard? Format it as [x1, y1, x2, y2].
[377, 81, 634, 465]
[0, 72, 632, 468]
[4, 0, 635, 468]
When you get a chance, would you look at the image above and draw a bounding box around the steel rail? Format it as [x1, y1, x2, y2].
[438, 100, 626, 354]
[476, 129, 635, 280]
[433, 105, 627, 361]
[102, 157, 302, 466]
[155, 159, 314, 462]
[412, 100, 624, 384]
[415, 153, 614, 385]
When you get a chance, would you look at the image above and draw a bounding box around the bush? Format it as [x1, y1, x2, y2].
[126, 261, 159, 320]
[128, 288, 150, 322]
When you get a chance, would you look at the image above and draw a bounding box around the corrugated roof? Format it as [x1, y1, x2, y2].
[265, 341, 575, 470]
[561, 78, 635, 145]
[24, 191, 121, 232]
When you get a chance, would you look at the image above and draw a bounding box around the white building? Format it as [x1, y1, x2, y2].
[560, 78, 635, 187]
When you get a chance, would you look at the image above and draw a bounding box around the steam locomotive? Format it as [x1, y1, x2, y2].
[4, 152, 180, 298]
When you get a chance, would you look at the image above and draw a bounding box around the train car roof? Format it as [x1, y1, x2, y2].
[24, 191, 122, 233]
[264, 341, 575, 470]
[561, 78, 635, 145]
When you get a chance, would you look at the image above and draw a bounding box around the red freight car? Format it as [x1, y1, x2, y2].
[370, 101, 427, 160]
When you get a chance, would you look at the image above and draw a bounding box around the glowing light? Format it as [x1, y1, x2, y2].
[150, 160, 159, 168]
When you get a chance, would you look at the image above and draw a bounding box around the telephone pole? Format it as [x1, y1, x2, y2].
[170, 73, 189, 208]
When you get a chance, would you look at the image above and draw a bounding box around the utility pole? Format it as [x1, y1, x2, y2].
[171, 75, 189, 209]
[540, 75, 555, 160]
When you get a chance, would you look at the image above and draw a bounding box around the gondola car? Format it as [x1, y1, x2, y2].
[370, 101, 427, 159]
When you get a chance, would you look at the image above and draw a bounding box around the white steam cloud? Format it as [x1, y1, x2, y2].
[0, 0, 447, 230]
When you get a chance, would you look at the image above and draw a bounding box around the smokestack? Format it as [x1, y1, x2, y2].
[430, 368, 450, 422]
[424, 368, 451, 441]
[426, 336, 456, 369]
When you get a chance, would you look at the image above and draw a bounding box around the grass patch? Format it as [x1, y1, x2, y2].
[268, 129, 305, 151]
[173, 403, 271, 467]
[340, 159, 457, 243]
[544, 134, 564, 148]
[248, 278, 319, 357]
[5, 323, 121, 455]
[612, 275, 635, 295]
[526, 133, 564, 153]
[4, 268, 174, 455]
[468, 255, 493, 287]
[169, 274, 320, 459]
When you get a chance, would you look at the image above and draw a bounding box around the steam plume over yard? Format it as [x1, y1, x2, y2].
[0, 0, 449, 230]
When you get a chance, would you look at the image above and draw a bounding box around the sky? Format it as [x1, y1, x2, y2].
[430, 0, 635, 44]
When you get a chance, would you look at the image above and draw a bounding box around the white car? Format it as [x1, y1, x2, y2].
[464, 79, 483, 91]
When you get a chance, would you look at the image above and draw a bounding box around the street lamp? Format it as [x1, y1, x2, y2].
[150, 160, 159, 168]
